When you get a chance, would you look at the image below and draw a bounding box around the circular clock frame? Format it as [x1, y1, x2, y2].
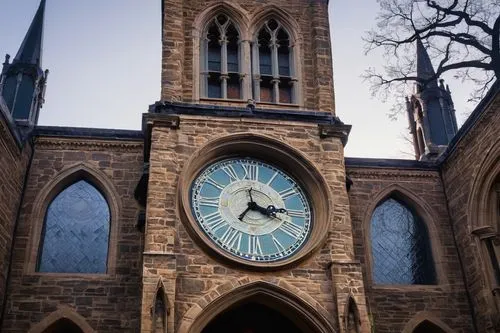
[178, 133, 332, 270]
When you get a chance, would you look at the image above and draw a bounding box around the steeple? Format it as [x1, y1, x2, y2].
[14, 0, 46, 66]
[416, 37, 437, 87]
[406, 38, 458, 161]
[0, 0, 48, 130]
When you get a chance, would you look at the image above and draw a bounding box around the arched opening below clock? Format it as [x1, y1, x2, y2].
[41, 319, 84, 333]
[412, 320, 447, 333]
[201, 302, 307, 333]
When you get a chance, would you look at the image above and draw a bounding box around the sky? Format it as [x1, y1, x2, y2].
[0, 0, 477, 159]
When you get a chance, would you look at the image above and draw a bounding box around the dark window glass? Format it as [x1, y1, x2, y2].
[227, 24, 239, 73]
[371, 198, 436, 284]
[38, 180, 110, 273]
[258, 30, 272, 75]
[207, 74, 221, 98]
[227, 74, 240, 99]
[277, 29, 290, 76]
[207, 24, 221, 72]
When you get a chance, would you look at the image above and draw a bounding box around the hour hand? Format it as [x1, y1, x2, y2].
[266, 205, 287, 217]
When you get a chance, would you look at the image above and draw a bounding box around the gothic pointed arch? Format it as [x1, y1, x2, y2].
[27, 307, 95, 333]
[401, 312, 455, 333]
[343, 295, 361, 333]
[468, 138, 500, 314]
[249, 6, 303, 106]
[26, 163, 120, 275]
[151, 278, 170, 333]
[363, 184, 445, 286]
[177, 278, 336, 333]
[192, 2, 251, 102]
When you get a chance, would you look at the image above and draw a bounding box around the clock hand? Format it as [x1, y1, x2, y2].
[238, 205, 252, 221]
[247, 188, 254, 203]
[266, 205, 287, 217]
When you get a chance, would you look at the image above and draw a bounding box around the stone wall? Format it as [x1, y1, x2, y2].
[441, 89, 500, 332]
[161, 0, 335, 113]
[0, 118, 31, 321]
[346, 163, 474, 333]
[1, 134, 144, 332]
[141, 115, 368, 332]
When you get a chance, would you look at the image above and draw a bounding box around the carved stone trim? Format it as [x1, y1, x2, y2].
[318, 123, 352, 146]
[34, 137, 143, 151]
[347, 169, 440, 180]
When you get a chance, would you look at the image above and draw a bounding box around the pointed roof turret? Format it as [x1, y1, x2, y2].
[416, 37, 437, 86]
[14, 0, 46, 66]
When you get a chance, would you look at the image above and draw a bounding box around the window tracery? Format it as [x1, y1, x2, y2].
[201, 14, 242, 100]
[37, 180, 110, 274]
[370, 197, 436, 285]
[254, 19, 295, 104]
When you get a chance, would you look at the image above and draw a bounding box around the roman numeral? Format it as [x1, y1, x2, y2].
[242, 163, 259, 181]
[248, 235, 263, 255]
[221, 165, 239, 182]
[220, 227, 242, 250]
[287, 209, 306, 218]
[271, 234, 286, 253]
[266, 171, 278, 185]
[198, 196, 219, 208]
[279, 187, 298, 200]
[205, 176, 224, 190]
[203, 211, 227, 232]
[278, 221, 303, 239]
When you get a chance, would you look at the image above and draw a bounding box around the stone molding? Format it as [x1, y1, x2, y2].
[34, 137, 143, 151]
[177, 132, 332, 270]
[27, 306, 95, 333]
[176, 278, 336, 333]
[361, 184, 448, 289]
[347, 168, 440, 180]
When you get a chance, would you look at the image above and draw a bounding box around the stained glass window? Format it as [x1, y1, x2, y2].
[371, 198, 436, 285]
[37, 180, 110, 273]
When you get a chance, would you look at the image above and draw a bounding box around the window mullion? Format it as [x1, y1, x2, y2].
[220, 33, 228, 99]
[271, 36, 279, 103]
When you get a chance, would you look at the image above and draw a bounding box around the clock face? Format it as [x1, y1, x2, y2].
[190, 158, 312, 262]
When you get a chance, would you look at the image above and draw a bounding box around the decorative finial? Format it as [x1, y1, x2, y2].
[3, 54, 10, 65]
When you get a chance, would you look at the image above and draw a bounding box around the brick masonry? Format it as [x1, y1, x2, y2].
[0, 136, 144, 332]
[141, 115, 368, 332]
[0, 118, 31, 321]
[441, 92, 500, 332]
[346, 166, 475, 333]
[161, 0, 335, 113]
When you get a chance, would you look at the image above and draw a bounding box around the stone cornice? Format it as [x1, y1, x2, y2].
[347, 168, 440, 180]
[35, 137, 143, 151]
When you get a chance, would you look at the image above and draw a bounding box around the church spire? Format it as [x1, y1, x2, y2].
[416, 37, 437, 87]
[406, 38, 458, 161]
[14, 0, 46, 66]
[0, 0, 48, 131]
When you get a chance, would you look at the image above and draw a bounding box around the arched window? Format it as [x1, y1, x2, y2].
[37, 180, 110, 273]
[253, 19, 295, 104]
[370, 197, 436, 285]
[481, 176, 500, 290]
[201, 14, 242, 100]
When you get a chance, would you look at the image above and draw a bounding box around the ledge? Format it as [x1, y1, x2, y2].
[35, 126, 143, 141]
[345, 157, 438, 170]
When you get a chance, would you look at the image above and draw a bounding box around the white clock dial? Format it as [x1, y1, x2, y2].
[191, 158, 312, 262]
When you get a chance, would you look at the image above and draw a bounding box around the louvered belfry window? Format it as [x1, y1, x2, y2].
[371, 198, 436, 285]
[37, 180, 110, 273]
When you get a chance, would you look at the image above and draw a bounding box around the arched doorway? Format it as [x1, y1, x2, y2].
[202, 301, 303, 333]
[412, 320, 446, 333]
[42, 319, 84, 333]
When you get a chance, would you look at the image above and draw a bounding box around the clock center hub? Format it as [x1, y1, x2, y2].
[220, 180, 287, 236]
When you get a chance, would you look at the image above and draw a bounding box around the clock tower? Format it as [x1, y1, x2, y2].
[136, 1, 371, 332]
